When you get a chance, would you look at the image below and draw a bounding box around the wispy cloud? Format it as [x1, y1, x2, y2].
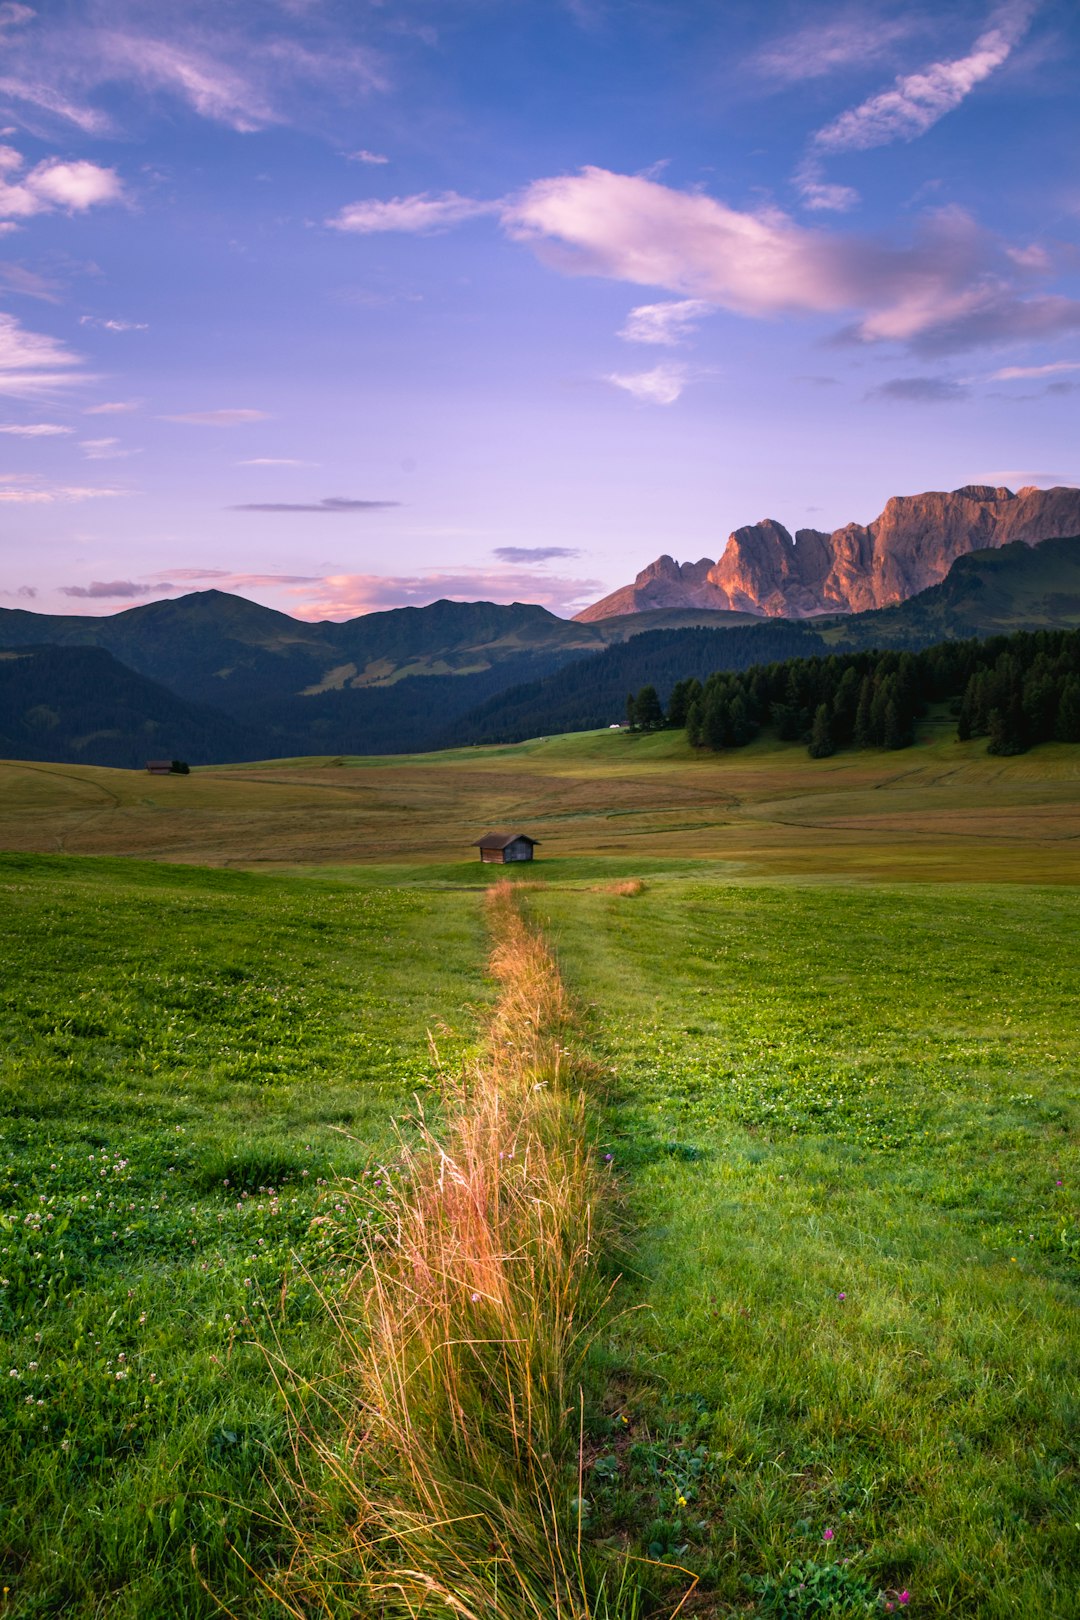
[975, 469, 1077, 486]
[79, 315, 148, 332]
[988, 360, 1080, 380]
[0, 309, 88, 395]
[0, 13, 386, 138]
[84, 399, 141, 414]
[617, 298, 712, 346]
[0, 478, 127, 502]
[329, 191, 499, 234]
[0, 420, 70, 435]
[813, 4, 1035, 154]
[795, 3, 1036, 210]
[867, 375, 969, 402]
[230, 495, 399, 513]
[604, 362, 692, 405]
[79, 436, 140, 460]
[238, 456, 316, 466]
[155, 568, 321, 586]
[346, 148, 388, 164]
[161, 408, 270, 425]
[492, 546, 582, 563]
[754, 13, 926, 83]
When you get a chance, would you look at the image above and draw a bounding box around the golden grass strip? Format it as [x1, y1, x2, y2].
[281, 880, 628, 1620]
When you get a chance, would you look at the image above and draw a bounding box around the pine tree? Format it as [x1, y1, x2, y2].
[1055, 676, 1080, 743]
[808, 702, 835, 758]
[625, 692, 637, 730]
[635, 685, 664, 730]
[853, 676, 874, 749]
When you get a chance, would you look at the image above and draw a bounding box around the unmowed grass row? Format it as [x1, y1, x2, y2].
[281, 881, 635, 1620]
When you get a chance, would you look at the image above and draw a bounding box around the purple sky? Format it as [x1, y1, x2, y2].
[1, 0, 1078, 621]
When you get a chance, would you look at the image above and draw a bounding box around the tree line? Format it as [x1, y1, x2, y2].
[624, 627, 1080, 757]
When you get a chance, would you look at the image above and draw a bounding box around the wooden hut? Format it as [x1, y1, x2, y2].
[473, 832, 539, 864]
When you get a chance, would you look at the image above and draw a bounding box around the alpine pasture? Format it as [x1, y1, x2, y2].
[2, 726, 1078, 1618]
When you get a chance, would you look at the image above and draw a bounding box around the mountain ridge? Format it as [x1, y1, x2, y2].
[576, 484, 1080, 622]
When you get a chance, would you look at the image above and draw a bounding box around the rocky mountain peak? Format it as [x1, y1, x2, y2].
[574, 484, 1080, 622]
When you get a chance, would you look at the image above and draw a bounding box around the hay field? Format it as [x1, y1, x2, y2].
[2, 718, 1080, 882]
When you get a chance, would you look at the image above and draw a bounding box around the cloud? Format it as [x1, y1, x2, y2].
[0, 261, 64, 301]
[0, 309, 86, 395]
[0, 420, 70, 434]
[867, 375, 969, 402]
[346, 149, 389, 164]
[0, 150, 123, 222]
[0, 479, 126, 502]
[78, 315, 148, 332]
[230, 495, 400, 512]
[286, 568, 603, 620]
[59, 579, 164, 599]
[617, 298, 712, 346]
[84, 399, 140, 414]
[0, 5, 35, 29]
[328, 190, 499, 234]
[793, 5, 1036, 212]
[502, 166, 1080, 356]
[975, 470, 1077, 485]
[79, 436, 139, 460]
[0, 78, 109, 136]
[604, 362, 691, 405]
[154, 569, 320, 586]
[754, 14, 925, 83]
[812, 4, 1035, 155]
[492, 546, 582, 563]
[989, 360, 1080, 380]
[161, 408, 270, 425]
[238, 456, 315, 466]
[0, 16, 386, 139]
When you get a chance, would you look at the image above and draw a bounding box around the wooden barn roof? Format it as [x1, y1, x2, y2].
[473, 831, 540, 849]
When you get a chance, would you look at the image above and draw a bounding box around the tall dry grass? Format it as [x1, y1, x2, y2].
[277, 882, 629, 1620]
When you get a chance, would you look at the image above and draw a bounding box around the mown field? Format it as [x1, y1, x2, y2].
[2, 719, 1080, 883]
[2, 733, 1079, 1616]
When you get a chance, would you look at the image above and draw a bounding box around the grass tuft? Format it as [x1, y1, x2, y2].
[281, 881, 637, 1620]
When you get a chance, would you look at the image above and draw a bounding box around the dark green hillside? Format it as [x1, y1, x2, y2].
[0, 592, 611, 711]
[447, 621, 826, 743]
[833, 534, 1080, 648]
[0, 647, 261, 768]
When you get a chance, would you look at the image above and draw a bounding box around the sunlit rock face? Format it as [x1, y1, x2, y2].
[575, 485, 1080, 621]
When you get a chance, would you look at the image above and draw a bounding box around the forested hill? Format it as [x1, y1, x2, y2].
[0, 646, 262, 768]
[625, 627, 1080, 760]
[444, 622, 825, 745]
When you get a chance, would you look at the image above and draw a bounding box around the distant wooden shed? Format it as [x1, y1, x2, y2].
[145, 760, 174, 775]
[473, 832, 540, 864]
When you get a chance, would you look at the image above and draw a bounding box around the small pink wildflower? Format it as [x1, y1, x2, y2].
[898, 1594, 910, 1606]
[837, 1292, 846, 1301]
[822, 1528, 834, 1542]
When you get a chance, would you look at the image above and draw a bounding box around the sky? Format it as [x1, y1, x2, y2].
[0, 0, 1078, 622]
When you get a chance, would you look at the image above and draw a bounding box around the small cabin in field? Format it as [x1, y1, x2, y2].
[474, 832, 539, 864]
[145, 760, 190, 775]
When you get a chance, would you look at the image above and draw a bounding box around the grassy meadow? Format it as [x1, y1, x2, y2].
[1, 729, 1079, 1616]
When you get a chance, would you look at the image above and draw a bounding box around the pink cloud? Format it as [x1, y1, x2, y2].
[501, 166, 1080, 355]
[286, 568, 602, 621]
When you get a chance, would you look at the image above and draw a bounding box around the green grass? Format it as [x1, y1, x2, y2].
[523, 880, 1080, 1617]
[3, 836, 1080, 1617]
[0, 854, 487, 1618]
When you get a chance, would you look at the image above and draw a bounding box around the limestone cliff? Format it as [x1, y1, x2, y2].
[574, 485, 1080, 621]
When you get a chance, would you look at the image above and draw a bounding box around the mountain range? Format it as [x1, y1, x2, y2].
[576, 484, 1080, 621]
[3, 482, 1080, 766]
